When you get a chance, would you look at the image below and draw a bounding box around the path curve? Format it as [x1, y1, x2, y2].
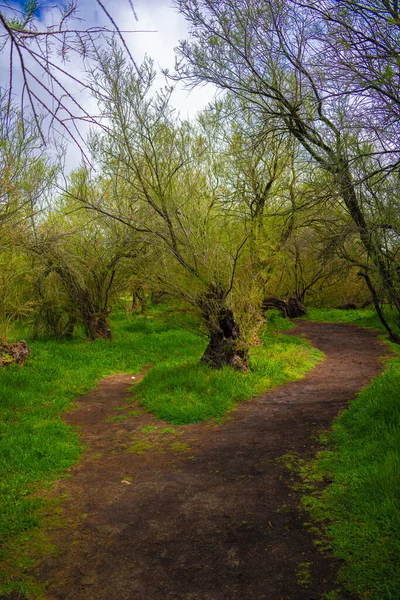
[34, 322, 387, 600]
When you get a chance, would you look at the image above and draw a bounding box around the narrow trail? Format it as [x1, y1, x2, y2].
[33, 322, 386, 600]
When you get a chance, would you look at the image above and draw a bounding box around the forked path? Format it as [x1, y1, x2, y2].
[35, 322, 386, 600]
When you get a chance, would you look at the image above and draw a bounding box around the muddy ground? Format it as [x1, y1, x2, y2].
[25, 321, 386, 599]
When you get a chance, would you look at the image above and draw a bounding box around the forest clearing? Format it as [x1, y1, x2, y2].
[1, 0, 400, 598]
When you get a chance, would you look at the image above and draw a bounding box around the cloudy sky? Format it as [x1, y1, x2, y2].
[118, 0, 216, 119]
[1, 0, 217, 168]
[73, 0, 217, 119]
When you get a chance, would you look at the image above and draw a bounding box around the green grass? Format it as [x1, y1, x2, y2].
[0, 303, 321, 595]
[133, 326, 321, 424]
[300, 308, 400, 599]
[303, 306, 385, 330]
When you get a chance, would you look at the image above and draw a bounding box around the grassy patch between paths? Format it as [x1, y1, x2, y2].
[299, 309, 400, 599]
[133, 317, 321, 424]
[303, 306, 384, 330]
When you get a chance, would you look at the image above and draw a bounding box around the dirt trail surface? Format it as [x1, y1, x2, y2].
[32, 322, 386, 600]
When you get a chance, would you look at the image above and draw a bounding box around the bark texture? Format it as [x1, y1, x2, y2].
[0, 340, 30, 366]
[262, 296, 307, 319]
[83, 312, 112, 341]
[200, 286, 248, 370]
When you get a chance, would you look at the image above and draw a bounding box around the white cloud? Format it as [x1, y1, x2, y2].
[112, 0, 217, 120]
[0, 0, 217, 171]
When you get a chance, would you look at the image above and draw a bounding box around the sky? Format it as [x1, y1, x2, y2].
[0, 0, 217, 168]
[115, 0, 216, 120]
[64, 0, 216, 120]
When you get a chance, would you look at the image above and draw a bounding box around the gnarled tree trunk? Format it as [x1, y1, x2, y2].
[200, 286, 248, 371]
[0, 340, 30, 366]
[262, 295, 306, 318]
[83, 310, 112, 341]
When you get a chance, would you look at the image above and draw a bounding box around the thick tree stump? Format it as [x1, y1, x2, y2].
[201, 309, 248, 371]
[200, 287, 248, 371]
[286, 296, 307, 318]
[0, 340, 31, 366]
[84, 313, 112, 341]
[337, 303, 357, 310]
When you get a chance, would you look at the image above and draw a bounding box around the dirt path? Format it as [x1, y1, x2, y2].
[33, 322, 386, 600]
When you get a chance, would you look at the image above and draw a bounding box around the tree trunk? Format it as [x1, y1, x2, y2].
[151, 290, 168, 305]
[262, 296, 306, 318]
[286, 296, 307, 318]
[336, 164, 400, 319]
[0, 340, 30, 366]
[131, 286, 148, 314]
[200, 286, 248, 370]
[83, 311, 112, 341]
[359, 272, 400, 344]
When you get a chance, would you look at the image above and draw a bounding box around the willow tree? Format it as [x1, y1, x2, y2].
[23, 180, 138, 340]
[0, 101, 57, 339]
[76, 49, 259, 369]
[174, 0, 400, 341]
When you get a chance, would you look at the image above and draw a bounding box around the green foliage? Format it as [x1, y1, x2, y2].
[265, 309, 295, 332]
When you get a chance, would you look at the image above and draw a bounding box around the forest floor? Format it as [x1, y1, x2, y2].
[21, 321, 386, 599]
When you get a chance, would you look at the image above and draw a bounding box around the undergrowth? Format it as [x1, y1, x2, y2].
[300, 308, 400, 599]
[0, 304, 319, 595]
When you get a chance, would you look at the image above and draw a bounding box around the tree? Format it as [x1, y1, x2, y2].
[0, 100, 57, 339]
[300, 0, 400, 140]
[0, 97, 56, 230]
[0, 0, 141, 150]
[174, 0, 400, 341]
[73, 49, 259, 369]
[24, 176, 138, 340]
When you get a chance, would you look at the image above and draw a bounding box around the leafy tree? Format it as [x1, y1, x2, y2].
[0, 98, 56, 230]
[25, 177, 138, 340]
[74, 50, 260, 368]
[174, 0, 400, 341]
[0, 100, 56, 339]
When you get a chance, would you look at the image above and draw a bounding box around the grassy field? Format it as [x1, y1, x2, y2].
[303, 306, 383, 329]
[300, 307, 400, 600]
[0, 304, 321, 594]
